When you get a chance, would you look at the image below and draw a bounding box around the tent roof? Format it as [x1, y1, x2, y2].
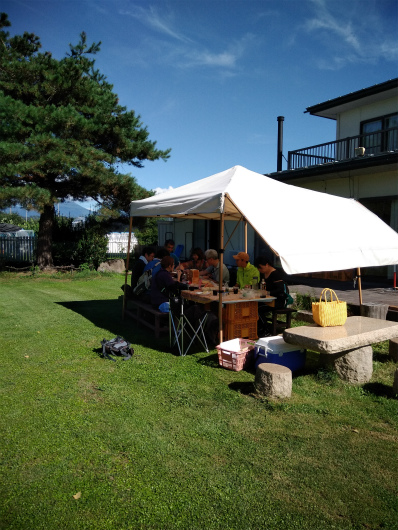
[130, 165, 398, 275]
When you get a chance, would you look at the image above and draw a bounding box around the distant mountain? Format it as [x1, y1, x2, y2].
[2, 201, 92, 219]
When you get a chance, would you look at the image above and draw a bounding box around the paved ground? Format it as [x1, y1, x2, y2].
[288, 276, 398, 310]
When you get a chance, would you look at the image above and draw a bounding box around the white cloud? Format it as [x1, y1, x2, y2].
[305, 0, 361, 52]
[305, 0, 398, 70]
[119, 6, 193, 44]
[119, 5, 253, 72]
[181, 34, 253, 69]
[153, 186, 174, 195]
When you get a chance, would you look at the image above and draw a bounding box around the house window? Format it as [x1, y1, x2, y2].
[360, 113, 398, 154]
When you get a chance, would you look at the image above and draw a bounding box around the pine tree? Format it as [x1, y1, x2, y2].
[0, 13, 170, 268]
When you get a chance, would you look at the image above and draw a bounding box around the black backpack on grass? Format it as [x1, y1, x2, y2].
[101, 337, 133, 361]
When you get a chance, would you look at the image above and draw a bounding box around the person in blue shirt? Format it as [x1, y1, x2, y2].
[143, 248, 169, 280]
[164, 239, 180, 268]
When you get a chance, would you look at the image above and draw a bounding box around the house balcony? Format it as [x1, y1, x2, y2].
[287, 127, 398, 170]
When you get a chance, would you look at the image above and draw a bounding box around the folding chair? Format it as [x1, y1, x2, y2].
[169, 296, 209, 356]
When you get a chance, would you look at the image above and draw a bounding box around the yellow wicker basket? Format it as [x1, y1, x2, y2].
[312, 288, 347, 327]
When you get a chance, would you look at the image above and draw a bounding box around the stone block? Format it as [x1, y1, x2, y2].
[255, 363, 292, 398]
[97, 259, 125, 273]
[320, 346, 373, 384]
[360, 303, 389, 320]
[389, 337, 398, 363]
[294, 310, 314, 323]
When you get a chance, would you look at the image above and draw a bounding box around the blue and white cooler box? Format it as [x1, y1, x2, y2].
[254, 336, 306, 372]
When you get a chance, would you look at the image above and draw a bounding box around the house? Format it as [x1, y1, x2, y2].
[155, 79, 397, 279]
[268, 78, 398, 280]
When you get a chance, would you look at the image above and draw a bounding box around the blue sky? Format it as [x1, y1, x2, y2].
[3, 0, 398, 207]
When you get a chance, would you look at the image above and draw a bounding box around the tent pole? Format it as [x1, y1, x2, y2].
[357, 267, 363, 306]
[244, 219, 248, 253]
[122, 215, 134, 319]
[218, 212, 225, 344]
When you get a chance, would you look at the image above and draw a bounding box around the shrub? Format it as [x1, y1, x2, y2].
[52, 215, 108, 268]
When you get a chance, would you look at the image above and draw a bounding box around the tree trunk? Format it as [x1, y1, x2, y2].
[37, 204, 55, 269]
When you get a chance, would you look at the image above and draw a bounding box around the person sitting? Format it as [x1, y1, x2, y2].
[131, 247, 155, 289]
[233, 252, 260, 289]
[131, 246, 155, 289]
[255, 256, 288, 309]
[255, 255, 289, 337]
[200, 249, 230, 284]
[164, 239, 180, 268]
[150, 255, 188, 312]
[143, 247, 169, 280]
[180, 247, 207, 271]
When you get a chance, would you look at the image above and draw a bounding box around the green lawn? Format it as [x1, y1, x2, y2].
[0, 272, 397, 530]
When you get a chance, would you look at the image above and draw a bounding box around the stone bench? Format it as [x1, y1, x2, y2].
[283, 316, 398, 384]
[255, 363, 292, 398]
[124, 299, 169, 339]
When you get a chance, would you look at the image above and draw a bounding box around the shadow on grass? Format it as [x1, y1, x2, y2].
[228, 381, 255, 395]
[362, 382, 395, 399]
[56, 298, 170, 351]
[195, 352, 219, 368]
[372, 350, 392, 363]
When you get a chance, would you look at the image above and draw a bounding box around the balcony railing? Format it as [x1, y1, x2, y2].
[287, 127, 398, 170]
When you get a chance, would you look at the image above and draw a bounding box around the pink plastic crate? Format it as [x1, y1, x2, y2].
[216, 338, 255, 371]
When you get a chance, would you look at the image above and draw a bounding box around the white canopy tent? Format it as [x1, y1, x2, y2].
[125, 165, 398, 340]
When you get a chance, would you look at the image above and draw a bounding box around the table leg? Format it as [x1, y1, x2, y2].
[319, 345, 373, 384]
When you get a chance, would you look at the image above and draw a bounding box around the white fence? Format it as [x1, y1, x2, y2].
[106, 232, 137, 256]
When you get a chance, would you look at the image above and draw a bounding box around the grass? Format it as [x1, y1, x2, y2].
[0, 272, 397, 530]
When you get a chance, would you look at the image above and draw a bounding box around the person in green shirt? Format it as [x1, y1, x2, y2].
[233, 252, 260, 289]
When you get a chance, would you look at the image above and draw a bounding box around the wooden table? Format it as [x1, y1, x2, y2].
[182, 290, 276, 340]
[182, 289, 275, 305]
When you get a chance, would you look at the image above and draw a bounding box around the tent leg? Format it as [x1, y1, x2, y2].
[218, 212, 225, 344]
[123, 216, 134, 319]
[244, 219, 248, 253]
[357, 267, 363, 306]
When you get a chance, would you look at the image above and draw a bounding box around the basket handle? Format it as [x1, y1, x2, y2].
[319, 288, 340, 303]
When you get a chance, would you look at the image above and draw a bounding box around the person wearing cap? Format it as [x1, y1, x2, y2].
[233, 252, 260, 289]
[200, 249, 230, 284]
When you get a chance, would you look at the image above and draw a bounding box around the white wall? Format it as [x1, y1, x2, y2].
[294, 166, 398, 200]
[337, 96, 398, 139]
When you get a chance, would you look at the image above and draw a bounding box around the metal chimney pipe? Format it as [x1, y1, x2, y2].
[277, 116, 284, 172]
